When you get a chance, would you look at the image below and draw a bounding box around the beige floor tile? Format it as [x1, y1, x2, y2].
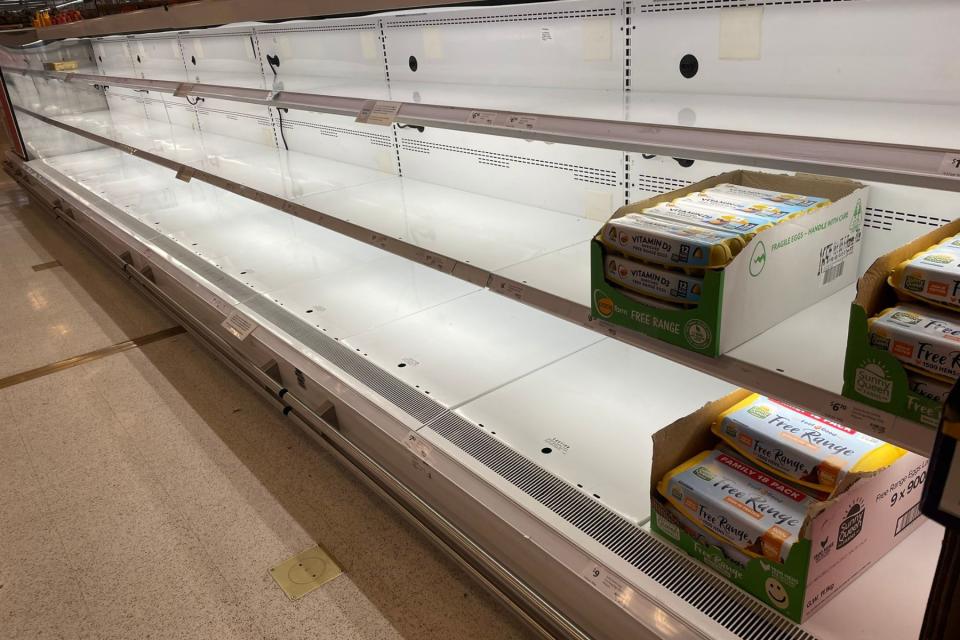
[0, 196, 174, 377]
[0, 516, 89, 640]
[0, 187, 537, 640]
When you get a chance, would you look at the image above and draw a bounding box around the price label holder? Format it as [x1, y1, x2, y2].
[939, 152, 960, 179]
[581, 563, 646, 622]
[222, 309, 258, 341]
[355, 100, 402, 126]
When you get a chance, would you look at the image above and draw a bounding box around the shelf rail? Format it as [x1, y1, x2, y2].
[9, 66, 960, 192]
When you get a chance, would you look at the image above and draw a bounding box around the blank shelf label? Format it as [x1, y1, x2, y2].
[222, 310, 257, 340]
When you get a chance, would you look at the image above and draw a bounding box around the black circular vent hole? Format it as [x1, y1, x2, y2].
[679, 54, 698, 79]
[408, 55, 418, 72]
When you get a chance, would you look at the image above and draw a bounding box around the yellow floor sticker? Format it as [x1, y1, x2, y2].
[270, 544, 342, 600]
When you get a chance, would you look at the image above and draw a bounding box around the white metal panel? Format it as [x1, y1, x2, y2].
[450, 338, 737, 523]
[629, 0, 960, 103]
[383, 0, 624, 90]
[277, 111, 398, 172]
[128, 34, 187, 82]
[178, 31, 264, 88]
[258, 255, 480, 339]
[253, 17, 385, 90]
[92, 39, 135, 77]
[342, 290, 604, 408]
[493, 241, 592, 307]
[396, 126, 624, 218]
[295, 176, 600, 272]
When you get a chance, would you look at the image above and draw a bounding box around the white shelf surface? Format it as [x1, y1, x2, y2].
[446, 338, 737, 523]
[24, 148, 942, 640]
[18, 105, 939, 453]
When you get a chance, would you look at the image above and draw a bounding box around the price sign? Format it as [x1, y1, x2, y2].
[939, 153, 960, 178]
[222, 310, 257, 341]
[356, 100, 402, 126]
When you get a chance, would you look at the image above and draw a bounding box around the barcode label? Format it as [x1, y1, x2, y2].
[895, 502, 923, 536]
[822, 262, 844, 285]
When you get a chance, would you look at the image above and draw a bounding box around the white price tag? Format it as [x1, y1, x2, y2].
[355, 100, 402, 126]
[823, 398, 895, 436]
[221, 310, 257, 341]
[503, 114, 538, 131]
[939, 152, 960, 178]
[582, 564, 640, 615]
[403, 432, 433, 462]
[467, 110, 498, 126]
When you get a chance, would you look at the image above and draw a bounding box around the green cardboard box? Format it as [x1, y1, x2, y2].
[649, 390, 929, 623]
[591, 170, 868, 356]
[841, 218, 960, 427]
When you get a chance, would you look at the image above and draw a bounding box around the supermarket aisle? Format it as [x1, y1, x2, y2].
[0, 179, 536, 639]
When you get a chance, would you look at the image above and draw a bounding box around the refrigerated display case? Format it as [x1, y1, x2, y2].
[1, 1, 958, 638]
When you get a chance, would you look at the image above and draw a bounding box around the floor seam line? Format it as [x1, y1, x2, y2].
[0, 325, 186, 390]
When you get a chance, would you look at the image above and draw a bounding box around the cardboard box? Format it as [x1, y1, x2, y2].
[591, 170, 868, 356]
[42, 60, 78, 71]
[842, 219, 960, 427]
[649, 390, 929, 623]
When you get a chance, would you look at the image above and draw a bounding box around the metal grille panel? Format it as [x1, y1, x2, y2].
[426, 411, 816, 640]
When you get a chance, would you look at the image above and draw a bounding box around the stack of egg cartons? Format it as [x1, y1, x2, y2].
[657, 393, 904, 568]
[600, 184, 830, 307]
[868, 234, 960, 403]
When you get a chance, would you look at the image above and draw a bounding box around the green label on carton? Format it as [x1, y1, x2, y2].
[842, 304, 943, 427]
[651, 503, 810, 622]
[590, 241, 724, 356]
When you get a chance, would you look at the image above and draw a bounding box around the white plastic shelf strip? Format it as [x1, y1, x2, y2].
[10, 67, 960, 192]
[11, 104, 936, 455]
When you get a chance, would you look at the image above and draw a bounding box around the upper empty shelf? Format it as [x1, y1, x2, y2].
[15, 103, 937, 454]
[10, 66, 960, 190]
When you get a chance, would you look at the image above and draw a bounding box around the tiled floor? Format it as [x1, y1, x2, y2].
[0, 174, 536, 639]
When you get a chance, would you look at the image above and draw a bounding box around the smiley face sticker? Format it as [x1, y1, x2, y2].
[764, 577, 789, 610]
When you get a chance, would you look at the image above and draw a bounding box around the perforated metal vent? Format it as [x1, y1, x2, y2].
[385, 8, 618, 28]
[864, 206, 950, 232]
[196, 105, 273, 127]
[426, 412, 814, 640]
[255, 23, 378, 34]
[281, 118, 393, 147]
[242, 296, 446, 424]
[401, 138, 618, 186]
[635, 0, 856, 13]
[632, 172, 691, 193]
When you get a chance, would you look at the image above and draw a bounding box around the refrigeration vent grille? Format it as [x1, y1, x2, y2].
[255, 23, 379, 34]
[242, 297, 446, 424]
[401, 138, 618, 186]
[426, 412, 813, 640]
[196, 107, 273, 127]
[635, 0, 856, 13]
[281, 118, 393, 147]
[385, 7, 617, 28]
[864, 206, 950, 232]
[632, 172, 692, 194]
